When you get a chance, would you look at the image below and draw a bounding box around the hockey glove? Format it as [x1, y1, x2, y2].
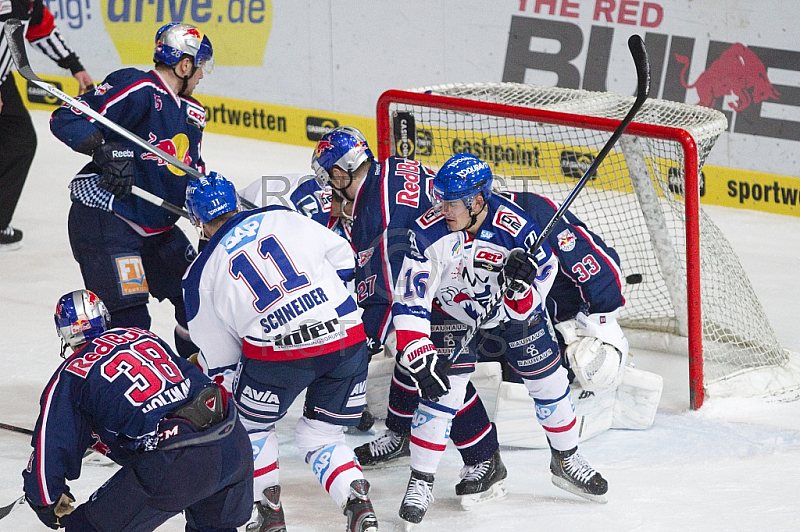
[397, 337, 451, 401]
[26, 489, 75, 529]
[93, 142, 135, 198]
[555, 313, 628, 392]
[501, 248, 538, 298]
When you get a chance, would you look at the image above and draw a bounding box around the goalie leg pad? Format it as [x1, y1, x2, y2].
[409, 374, 469, 474]
[612, 366, 663, 429]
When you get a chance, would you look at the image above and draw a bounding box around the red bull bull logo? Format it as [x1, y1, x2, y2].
[675, 43, 780, 113]
[141, 133, 193, 176]
[315, 140, 333, 158]
[184, 28, 203, 39]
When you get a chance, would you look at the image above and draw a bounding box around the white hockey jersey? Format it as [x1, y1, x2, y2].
[182, 206, 364, 387]
[392, 194, 559, 352]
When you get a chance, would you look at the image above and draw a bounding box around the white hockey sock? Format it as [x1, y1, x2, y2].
[523, 366, 579, 451]
[409, 373, 469, 474]
[296, 416, 364, 507]
[249, 427, 279, 502]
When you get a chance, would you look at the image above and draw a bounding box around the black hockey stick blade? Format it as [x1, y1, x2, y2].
[447, 34, 651, 364]
[0, 422, 34, 436]
[0, 496, 25, 521]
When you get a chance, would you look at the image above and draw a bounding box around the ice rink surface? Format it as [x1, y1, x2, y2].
[1, 111, 799, 530]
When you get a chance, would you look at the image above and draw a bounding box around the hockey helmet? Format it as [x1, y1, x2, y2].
[433, 153, 493, 208]
[311, 126, 374, 186]
[186, 171, 239, 226]
[54, 290, 110, 352]
[153, 23, 214, 72]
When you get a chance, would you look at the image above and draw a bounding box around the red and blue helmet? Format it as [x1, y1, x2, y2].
[153, 23, 214, 72]
[433, 153, 493, 206]
[54, 290, 110, 350]
[311, 126, 374, 185]
[186, 171, 238, 226]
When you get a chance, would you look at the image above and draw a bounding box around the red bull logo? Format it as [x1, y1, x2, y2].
[184, 28, 203, 39]
[71, 319, 91, 334]
[141, 133, 193, 176]
[675, 43, 780, 112]
[315, 140, 333, 158]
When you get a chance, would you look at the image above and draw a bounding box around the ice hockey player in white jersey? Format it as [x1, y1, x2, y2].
[181, 173, 378, 532]
[390, 153, 608, 526]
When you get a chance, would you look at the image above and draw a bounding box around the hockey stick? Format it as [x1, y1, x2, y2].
[0, 422, 34, 436]
[449, 34, 651, 364]
[0, 496, 24, 521]
[3, 19, 257, 218]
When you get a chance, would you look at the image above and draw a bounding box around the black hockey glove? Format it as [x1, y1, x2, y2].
[398, 337, 452, 401]
[93, 142, 135, 198]
[26, 488, 75, 529]
[501, 248, 538, 298]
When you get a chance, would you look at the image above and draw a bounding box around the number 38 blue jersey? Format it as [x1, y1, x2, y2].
[22, 328, 211, 507]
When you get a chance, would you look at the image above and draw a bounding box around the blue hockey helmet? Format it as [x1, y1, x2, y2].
[433, 153, 493, 208]
[311, 126, 374, 186]
[153, 23, 214, 72]
[54, 290, 110, 353]
[186, 171, 239, 226]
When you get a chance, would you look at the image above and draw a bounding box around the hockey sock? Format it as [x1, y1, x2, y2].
[523, 366, 579, 451]
[249, 427, 280, 502]
[385, 365, 418, 435]
[296, 417, 364, 507]
[409, 374, 469, 474]
[451, 382, 499, 465]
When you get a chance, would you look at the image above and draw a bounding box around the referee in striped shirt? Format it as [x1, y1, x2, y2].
[1, 0, 92, 249]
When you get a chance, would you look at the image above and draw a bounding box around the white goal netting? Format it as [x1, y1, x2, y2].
[377, 82, 800, 407]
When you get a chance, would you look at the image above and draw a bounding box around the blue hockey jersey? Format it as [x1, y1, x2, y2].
[50, 68, 206, 233]
[349, 157, 437, 341]
[22, 328, 211, 507]
[499, 190, 624, 321]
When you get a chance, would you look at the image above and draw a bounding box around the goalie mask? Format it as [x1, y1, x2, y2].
[55, 290, 110, 356]
[186, 171, 239, 227]
[311, 127, 374, 192]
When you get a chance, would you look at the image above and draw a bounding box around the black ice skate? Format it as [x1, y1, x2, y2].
[354, 429, 410, 468]
[0, 226, 22, 251]
[246, 485, 286, 532]
[343, 479, 378, 532]
[455, 449, 508, 509]
[550, 447, 608, 503]
[398, 469, 435, 526]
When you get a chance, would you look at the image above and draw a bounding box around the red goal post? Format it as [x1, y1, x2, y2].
[376, 83, 800, 409]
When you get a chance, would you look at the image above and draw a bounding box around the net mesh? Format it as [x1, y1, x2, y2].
[379, 82, 799, 399]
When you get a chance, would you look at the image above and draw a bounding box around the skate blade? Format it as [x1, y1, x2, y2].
[459, 480, 508, 510]
[551, 476, 608, 504]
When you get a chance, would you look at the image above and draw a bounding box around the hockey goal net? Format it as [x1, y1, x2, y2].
[376, 82, 800, 409]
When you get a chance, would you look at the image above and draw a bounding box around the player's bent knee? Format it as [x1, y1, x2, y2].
[523, 365, 570, 399]
[296, 416, 346, 458]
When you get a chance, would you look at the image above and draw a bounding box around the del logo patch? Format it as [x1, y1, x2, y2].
[493, 206, 524, 237]
[557, 229, 577, 252]
[115, 255, 148, 296]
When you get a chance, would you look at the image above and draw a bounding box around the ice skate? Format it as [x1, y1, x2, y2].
[550, 447, 608, 503]
[246, 485, 286, 532]
[398, 469, 434, 526]
[343, 479, 378, 532]
[455, 449, 508, 509]
[354, 429, 410, 468]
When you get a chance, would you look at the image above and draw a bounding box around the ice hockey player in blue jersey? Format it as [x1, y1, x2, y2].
[389, 153, 608, 525]
[49, 23, 214, 358]
[22, 289, 253, 532]
[182, 173, 378, 532]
